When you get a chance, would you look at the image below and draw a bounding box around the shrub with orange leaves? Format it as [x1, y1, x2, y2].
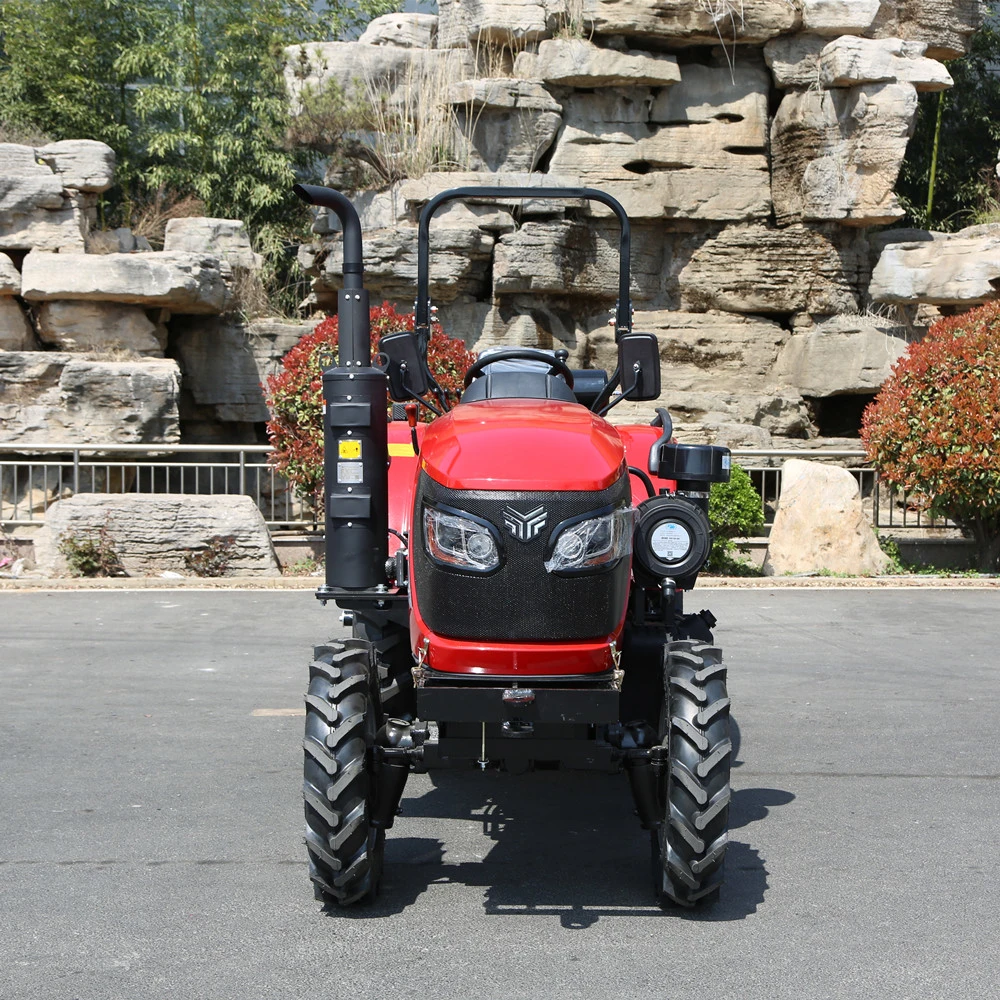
[264, 302, 475, 510]
[861, 300, 1000, 571]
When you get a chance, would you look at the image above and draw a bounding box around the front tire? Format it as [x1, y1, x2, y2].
[302, 639, 384, 906]
[653, 640, 732, 907]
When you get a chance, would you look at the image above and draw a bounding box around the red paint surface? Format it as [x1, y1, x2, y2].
[416, 400, 627, 491]
[409, 602, 621, 676]
[384, 402, 677, 675]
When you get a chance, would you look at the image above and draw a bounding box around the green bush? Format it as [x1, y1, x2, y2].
[58, 519, 127, 577]
[707, 463, 763, 573]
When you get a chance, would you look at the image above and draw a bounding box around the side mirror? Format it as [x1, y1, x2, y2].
[618, 332, 661, 401]
[379, 331, 429, 402]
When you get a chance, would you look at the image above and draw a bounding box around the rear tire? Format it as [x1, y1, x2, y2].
[653, 640, 732, 908]
[303, 639, 384, 906]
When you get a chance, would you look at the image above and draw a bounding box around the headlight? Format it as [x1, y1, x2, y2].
[544, 506, 634, 574]
[423, 506, 501, 573]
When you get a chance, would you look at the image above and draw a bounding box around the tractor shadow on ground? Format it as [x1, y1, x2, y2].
[341, 720, 794, 924]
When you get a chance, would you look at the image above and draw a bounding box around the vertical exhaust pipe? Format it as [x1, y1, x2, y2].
[293, 184, 388, 592]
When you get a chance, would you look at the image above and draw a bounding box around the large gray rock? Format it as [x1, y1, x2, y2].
[513, 38, 681, 87]
[819, 37, 953, 91]
[35, 140, 115, 193]
[582, 0, 800, 44]
[546, 59, 771, 220]
[447, 78, 563, 172]
[284, 40, 471, 113]
[358, 11, 437, 47]
[35, 301, 164, 356]
[163, 217, 260, 270]
[0, 253, 19, 295]
[86, 227, 153, 254]
[770, 83, 917, 226]
[871, 0, 987, 60]
[677, 224, 868, 315]
[773, 314, 910, 397]
[437, 0, 561, 46]
[763, 459, 891, 576]
[172, 316, 271, 423]
[307, 225, 495, 305]
[21, 250, 229, 313]
[493, 220, 663, 301]
[764, 33, 828, 89]
[802, 0, 881, 35]
[0, 353, 180, 444]
[245, 317, 314, 377]
[869, 224, 1000, 305]
[34, 494, 280, 578]
[0, 297, 37, 350]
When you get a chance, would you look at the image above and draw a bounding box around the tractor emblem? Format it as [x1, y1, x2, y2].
[502, 504, 547, 542]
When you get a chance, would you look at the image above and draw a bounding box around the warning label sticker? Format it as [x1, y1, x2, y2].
[338, 439, 361, 460]
[337, 462, 364, 484]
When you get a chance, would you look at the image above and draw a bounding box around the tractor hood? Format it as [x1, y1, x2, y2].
[418, 399, 626, 491]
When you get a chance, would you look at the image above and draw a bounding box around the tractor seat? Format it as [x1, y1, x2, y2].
[461, 370, 578, 404]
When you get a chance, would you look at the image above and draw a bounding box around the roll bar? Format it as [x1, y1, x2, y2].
[415, 186, 633, 347]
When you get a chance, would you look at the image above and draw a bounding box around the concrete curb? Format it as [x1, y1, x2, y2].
[1, 574, 997, 592]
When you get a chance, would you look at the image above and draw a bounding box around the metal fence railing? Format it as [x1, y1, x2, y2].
[0, 444, 951, 533]
[0, 443, 315, 529]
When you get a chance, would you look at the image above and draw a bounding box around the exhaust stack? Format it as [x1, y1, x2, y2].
[293, 184, 388, 592]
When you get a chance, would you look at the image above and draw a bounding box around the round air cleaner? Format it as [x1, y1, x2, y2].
[633, 495, 712, 583]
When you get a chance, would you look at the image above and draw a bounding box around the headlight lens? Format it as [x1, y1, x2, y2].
[424, 507, 500, 572]
[544, 507, 634, 574]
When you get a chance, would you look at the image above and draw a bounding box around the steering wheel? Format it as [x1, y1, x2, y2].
[463, 348, 575, 388]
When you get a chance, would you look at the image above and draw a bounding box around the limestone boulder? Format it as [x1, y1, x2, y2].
[34, 494, 280, 578]
[0, 297, 37, 350]
[245, 317, 314, 377]
[819, 37, 953, 91]
[869, 224, 1000, 305]
[35, 301, 164, 357]
[397, 171, 587, 217]
[764, 33, 828, 89]
[358, 12, 437, 47]
[163, 218, 261, 270]
[493, 220, 663, 302]
[0, 146, 87, 252]
[773, 315, 910, 397]
[284, 40, 471, 113]
[771, 83, 917, 226]
[763, 459, 891, 576]
[582, 0, 800, 45]
[437, 0, 561, 46]
[0, 253, 20, 295]
[513, 38, 681, 87]
[310, 225, 495, 305]
[802, 0, 881, 35]
[172, 316, 271, 424]
[447, 78, 563, 172]
[547, 60, 771, 220]
[21, 250, 230, 313]
[86, 227, 153, 254]
[35, 140, 115, 193]
[870, 0, 986, 60]
[677, 224, 868, 315]
[0, 353, 180, 444]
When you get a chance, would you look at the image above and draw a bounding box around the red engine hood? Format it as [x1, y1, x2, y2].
[418, 399, 627, 491]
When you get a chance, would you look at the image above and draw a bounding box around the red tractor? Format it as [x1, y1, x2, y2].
[295, 184, 733, 909]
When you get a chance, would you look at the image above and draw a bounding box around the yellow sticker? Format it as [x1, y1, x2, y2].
[338, 439, 362, 459]
[388, 443, 415, 457]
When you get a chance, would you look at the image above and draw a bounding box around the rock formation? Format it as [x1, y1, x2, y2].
[287, 0, 988, 446]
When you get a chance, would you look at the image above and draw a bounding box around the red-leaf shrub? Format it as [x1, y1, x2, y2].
[861, 300, 1000, 571]
[264, 302, 475, 509]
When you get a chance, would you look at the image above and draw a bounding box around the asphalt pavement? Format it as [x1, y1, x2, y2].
[2, 588, 999, 1000]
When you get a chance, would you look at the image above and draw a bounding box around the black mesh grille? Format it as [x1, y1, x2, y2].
[412, 472, 631, 641]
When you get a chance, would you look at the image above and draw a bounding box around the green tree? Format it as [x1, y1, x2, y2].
[897, 6, 1000, 230]
[861, 301, 1000, 572]
[707, 463, 763, 573]
[0, 0, 396, 228]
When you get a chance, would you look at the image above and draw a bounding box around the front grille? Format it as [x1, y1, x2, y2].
[412, 471, 631, 641]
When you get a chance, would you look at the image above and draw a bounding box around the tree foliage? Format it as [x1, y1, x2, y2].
[861, 301, 1000, 571]
[897, 7, 1000, 230]
[0, 0, 396, 229]
[707, 463, 763, 573]
[265, 303, 475, 509]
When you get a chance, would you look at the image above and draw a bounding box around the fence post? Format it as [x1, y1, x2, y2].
[239, 449, 246, 496]
[72, 449, 80, 494]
